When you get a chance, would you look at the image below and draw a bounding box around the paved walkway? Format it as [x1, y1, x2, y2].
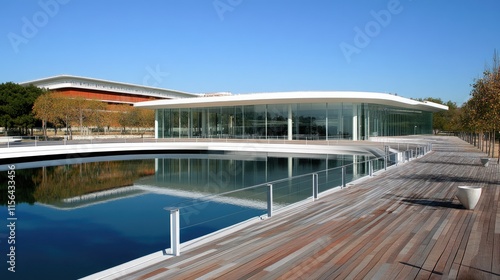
[90, 136, 500, 280]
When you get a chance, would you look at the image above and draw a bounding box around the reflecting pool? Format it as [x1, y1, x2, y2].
[0, 153, 369, 279]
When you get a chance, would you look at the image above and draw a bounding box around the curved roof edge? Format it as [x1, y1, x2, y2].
[135, 91, 449, 112]
[21, 74, 200, 99]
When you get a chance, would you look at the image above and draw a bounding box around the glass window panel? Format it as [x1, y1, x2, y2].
[342, 103, 353, 139]
[208, 107, 219, 137]
[220, 107, 232, 138]
[295, 103, 311, 140]
[328, 103, 341, 139]
[191, 108, 203, 137]
[267, 104, 288, 139]
[244, 105, 266, 138]
[163, 109, 171, 138]
[157, 109, 164, 138]
[310, 103, 326, 139]
[234, 106, 243, 138]
[171, 109, 180, 137]
[180, 109, 189, 137]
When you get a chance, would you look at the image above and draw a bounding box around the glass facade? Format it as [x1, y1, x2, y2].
[156, 102, 433, 140]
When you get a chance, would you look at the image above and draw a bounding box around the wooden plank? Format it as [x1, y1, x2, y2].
[108, 136, 500, 280]
[494, 186, 500, 276]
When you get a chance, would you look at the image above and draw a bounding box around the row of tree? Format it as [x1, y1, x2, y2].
[459, 51, 500, 157]
[0, 82, 154, 137]
[32, 92, 154, 138]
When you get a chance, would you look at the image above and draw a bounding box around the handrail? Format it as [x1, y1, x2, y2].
[1, 135, 431, 149]
[164, 142, 432, 255]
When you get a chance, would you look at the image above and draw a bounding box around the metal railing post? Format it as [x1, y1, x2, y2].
[342, 167, 346, 189]
[312, 173, 318, 201]
[165, 207, 180, 256]
[267, 184, 273, 217]
[384, 145, 389, 170]
[369, 160, 373, 176]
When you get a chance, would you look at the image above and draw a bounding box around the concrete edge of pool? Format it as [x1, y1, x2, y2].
[0, 141, 393, 165]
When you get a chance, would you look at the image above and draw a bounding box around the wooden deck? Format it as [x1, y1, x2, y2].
[115, 136, 500, 280]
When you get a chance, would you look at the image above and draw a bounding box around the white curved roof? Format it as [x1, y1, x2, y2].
[21, 75, 199, 99]
[135, 91, 448, 112]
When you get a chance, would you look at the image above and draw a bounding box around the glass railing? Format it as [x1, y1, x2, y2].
[0, 135, 165, 148]
[0, 135, 433, 149]
[164, 143, 432, 255]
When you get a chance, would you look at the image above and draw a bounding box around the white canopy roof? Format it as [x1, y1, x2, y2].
[135, 91, 448, 112]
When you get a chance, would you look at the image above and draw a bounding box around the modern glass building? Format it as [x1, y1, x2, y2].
[135, 91, 448, 141]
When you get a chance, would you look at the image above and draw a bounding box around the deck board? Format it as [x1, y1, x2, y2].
[110, 136, 500, 280]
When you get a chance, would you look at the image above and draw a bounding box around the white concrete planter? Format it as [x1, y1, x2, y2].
[456, 186, 482, 210]
[480, 158, 489, 167]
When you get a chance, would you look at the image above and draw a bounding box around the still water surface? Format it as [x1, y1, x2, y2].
[0, 153, 358, 279]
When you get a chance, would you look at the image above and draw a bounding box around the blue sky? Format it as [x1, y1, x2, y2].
[1, 0, 499, 105]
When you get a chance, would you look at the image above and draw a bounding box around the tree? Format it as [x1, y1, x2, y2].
[116, 104, 134, 133]
[33, 91, 57, 138]
[115, 106, 154, 135]
[84, 100, 107, 133]
[138, 108, 155, 135]
[419, 97, 459, 134]
[461, 50, 500, 157]
[0, 82, 44, 135]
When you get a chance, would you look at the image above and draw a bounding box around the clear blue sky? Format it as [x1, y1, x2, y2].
[1, 0, 499, 105]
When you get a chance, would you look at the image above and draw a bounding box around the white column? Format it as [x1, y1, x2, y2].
[155, 110, 159, 139]
[288, 104, 293, 140]
[352, 104, 358, 141]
